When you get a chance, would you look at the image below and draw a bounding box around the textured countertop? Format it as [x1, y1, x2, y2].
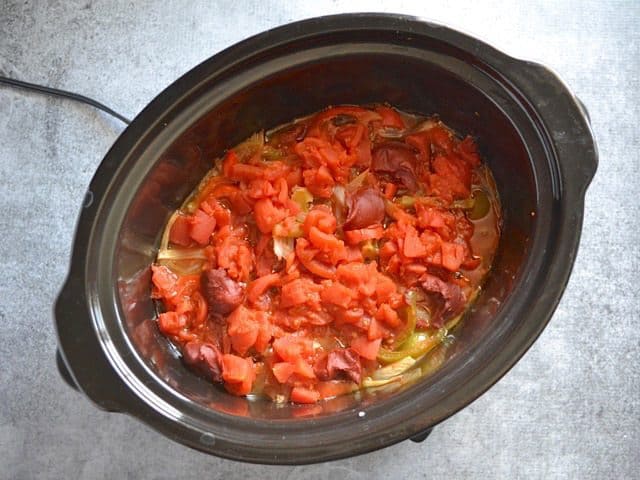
[1, 1, 638, 478]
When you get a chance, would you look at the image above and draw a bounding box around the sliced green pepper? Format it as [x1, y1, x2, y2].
[468, 189, 490, 220]
[451, 197, 475, 210]
[391, 291, 418, 348]
[361, 240, 380, 260]
[377, 328, 447, 364]
[398, 195, 416, 208]
[419, 344, 448, 377]
[291, 187, 314, 212]
[262, 145, 285, 161]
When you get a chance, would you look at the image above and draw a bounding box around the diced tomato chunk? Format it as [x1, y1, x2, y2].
[383, 182, 398, 199]
[317, 381, 357, 399]
[221, 354, 255, 396]
[189, 209, 216, 245]
[290, 386, 320, 404]
[375, 105, 405, 129]
[273, 335, 314, 362]
[320, 281, 353, 308]
[295, 238, 336, 279]
[303, 205, 337, 235]
[303, 166, 335, 198]
[247, 273, 280, 304]
[403, 225, 427, 258]
[221, 354, 251, 383]
[169, 214, 192, 246]
[253, 317, 273, 353]
[350, 337, 382, 360]
[272, 362, 295, 383]
[151, 265, 178, 298]
[344, 226, 384, 245]
[293, 358, 316, 379]
[157, 311, 187, 336]
[368, 317, 385, 340]
[230, 163, 266, 181]
[375, 303, 400, 328]
[441, 242, 465, 271]
[227, 306, 259, 355]
[280, 278, 319, 308]
[254, 198, 288, 234]
[308, 226, 343, 251]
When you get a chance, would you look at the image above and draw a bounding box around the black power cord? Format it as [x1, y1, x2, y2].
[0, 75, 131, 125]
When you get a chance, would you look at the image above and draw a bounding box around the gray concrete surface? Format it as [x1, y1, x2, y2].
[0, 1, 638, 478]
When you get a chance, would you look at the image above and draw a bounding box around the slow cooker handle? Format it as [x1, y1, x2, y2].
[574, 97, 591, 124]
[511, 61, 598, 194]
[56, 349, 79, 391]
[55, 276, 133, 412]
[410, 428, 433, 443]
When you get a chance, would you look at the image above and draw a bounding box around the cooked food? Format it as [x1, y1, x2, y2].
[151, 104, 501, 403]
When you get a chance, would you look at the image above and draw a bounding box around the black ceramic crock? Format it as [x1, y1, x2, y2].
[54, 13, 597, 464]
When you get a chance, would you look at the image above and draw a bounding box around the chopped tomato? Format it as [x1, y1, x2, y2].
[280, 278, 315, 308]
[189, 209, 217, 245]
[152, 104, 500, 405]
[351, 337, 382, 360]
[317, 381, 357, 399]
[254, 198, 288, 234]
[151, 265, 178, 298]
[308, 226, 343, 251]
[303, 166, 335, 198]
[272, 362, 295, 383]
[221, 354, 255, 396]
[374, 274, 397, 303]
[247, 178, 277, 199]
[375, 105, 405, 129]
[429, 126, 454, 152]
[336, 262, 372, 288]
[221, 150, 238, 178]
[303, 205, 337, 235]
[247, 273, 281, 304]
[383, 182, 398, 199]
[457, 136, 481, 166]
[403, 225, 427, 258]
[344, 226, 384, 245]
[157, 311, 187, 336]
[290, 386, 320, 404]
[169, 214, 192, 246]
[210, 184, 253, 214]
[334, 307, 364, 325]
[253, 317, 273, 353]
[214, 228, 254, 282]
[293, 358, 316, 379]
[273, 335, 314, 362]
[320, 281, 353, 308]
[441, 242, 465, 272]
[221, 353, 251, 383]
[230, 163, 266, 182]
[295, 238, 336, 279]
[368, 317, 385, 340]
[375, 303, 401, 328]
[227, 306, 259, 355]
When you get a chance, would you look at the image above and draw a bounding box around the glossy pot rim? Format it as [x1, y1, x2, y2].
[55, 12, 597, 464]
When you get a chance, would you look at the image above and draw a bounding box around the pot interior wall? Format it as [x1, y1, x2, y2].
[117, 52, 537, 418]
